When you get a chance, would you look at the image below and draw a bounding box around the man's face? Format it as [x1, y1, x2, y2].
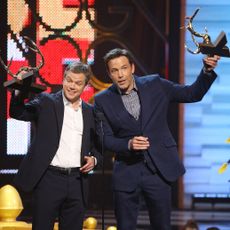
[63, 71, 87, 103]
[107, 56, 135, 93]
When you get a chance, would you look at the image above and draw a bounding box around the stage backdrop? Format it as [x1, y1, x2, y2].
[183, 0, 230, 208]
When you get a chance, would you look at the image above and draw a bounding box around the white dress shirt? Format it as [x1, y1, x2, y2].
[51, 93, 83, 168]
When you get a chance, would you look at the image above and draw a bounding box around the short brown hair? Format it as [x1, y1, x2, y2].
[103, 48, 134, 71]
[64, 61, 92, 85]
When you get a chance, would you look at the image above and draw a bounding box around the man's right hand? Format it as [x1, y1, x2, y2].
[16, 69, 28, 80]
[129, 136, 150, 150]
[14, 70, 28, 96]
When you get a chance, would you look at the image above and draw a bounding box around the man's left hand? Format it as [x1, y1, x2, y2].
[80, 156, 95, 173]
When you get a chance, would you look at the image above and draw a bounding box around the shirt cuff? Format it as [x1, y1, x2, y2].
[128, 139, 132, 150]
[91, 156, 97, 166]
[202, 67, 213, 75]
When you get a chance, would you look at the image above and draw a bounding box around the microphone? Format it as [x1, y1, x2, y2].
[96, 111, 105, 121]
[96, 111, 105, 230]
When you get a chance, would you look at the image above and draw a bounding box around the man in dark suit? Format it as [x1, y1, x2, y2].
[94, 48, 220, 230]
[10, 61, 101, 230]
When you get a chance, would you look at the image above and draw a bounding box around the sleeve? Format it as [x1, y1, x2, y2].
[160, 69, 217, 103]
[89, 112, 103, 168]
[94, 98, 130, 154]
[9, 91, 44, 121]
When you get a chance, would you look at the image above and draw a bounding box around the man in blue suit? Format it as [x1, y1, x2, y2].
[94, 48, 220, 230]
[10, 62, 101, 230]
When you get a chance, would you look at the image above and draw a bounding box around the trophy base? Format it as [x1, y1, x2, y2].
[3, 71, 47, 94]
[199, 31, 230, 57]
[200, 44, 230, 57]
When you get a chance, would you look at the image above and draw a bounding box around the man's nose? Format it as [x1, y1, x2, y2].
[69, 82, 76, 88]
[118, 69, 123, 77]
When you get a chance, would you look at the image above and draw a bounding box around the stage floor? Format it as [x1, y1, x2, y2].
[85, 209, 230, 230]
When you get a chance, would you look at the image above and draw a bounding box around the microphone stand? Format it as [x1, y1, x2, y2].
[99, 116, 105, 230]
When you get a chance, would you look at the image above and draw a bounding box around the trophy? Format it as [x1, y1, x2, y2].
[183, 8, 230, 57]
[0, 36, 47, 95]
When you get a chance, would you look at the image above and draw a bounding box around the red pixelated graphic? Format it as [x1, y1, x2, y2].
[23, 9, 32, 28]
[38, 39, 92, 85]
[80, 84, 95, 102]
[63, 0, 94, 7]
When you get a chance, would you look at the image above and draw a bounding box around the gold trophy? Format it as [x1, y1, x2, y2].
[183, 8, 230, 57]
[0, 36, 47, 94]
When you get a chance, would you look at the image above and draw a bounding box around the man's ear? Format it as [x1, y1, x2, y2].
[107, 70, 112, 80]
[131, 63, 135, 74]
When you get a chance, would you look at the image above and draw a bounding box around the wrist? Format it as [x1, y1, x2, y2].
[91, 156, 97, 166]
[203, 66, 212, 74]
[128, 139, 133, 150]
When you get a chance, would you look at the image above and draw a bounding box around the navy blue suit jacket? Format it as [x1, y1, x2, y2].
[10, 90, 101, 203]
[94, 70, 217, 192]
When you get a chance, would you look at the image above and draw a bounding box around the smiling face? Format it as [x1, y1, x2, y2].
[107, 55, 135, 93]
[63, 71, 87, 104]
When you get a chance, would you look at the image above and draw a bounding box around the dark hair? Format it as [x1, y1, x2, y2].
[64, 61, 92, 85]
[183, 220, 199, 230]
[103, 48, 134, 71]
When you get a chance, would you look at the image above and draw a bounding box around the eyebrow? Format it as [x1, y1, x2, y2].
[65, 76, 84, 83]
[111, 64, 128, 70]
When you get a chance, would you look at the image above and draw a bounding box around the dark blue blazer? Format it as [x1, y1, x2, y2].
[10, 90, 101, 203]
[94, 70, 217, 192]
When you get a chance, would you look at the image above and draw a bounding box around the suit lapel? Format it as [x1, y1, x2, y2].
[81, 102, 91, 157]
[135, 77, 154, 130]
[53, 91, 64, 140]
